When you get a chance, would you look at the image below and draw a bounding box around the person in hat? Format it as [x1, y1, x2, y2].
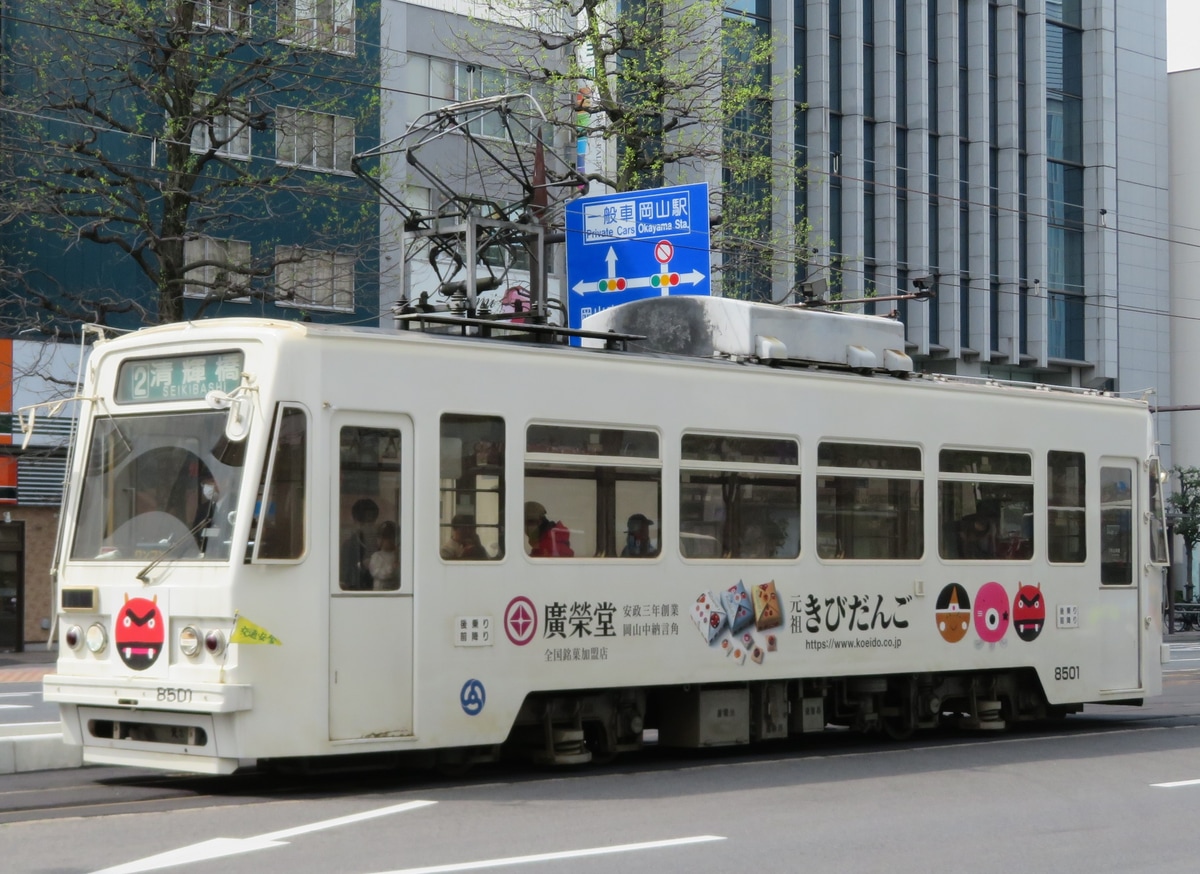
[524, 501, 573, 557]
[622, 513, 658, 557]
[441, 513, 488, 560]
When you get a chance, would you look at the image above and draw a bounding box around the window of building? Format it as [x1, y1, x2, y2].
[192, 0, 251, 32]
[818, 443, 922, 560]
[276, 107, 354, 172]
[1048, 450, 1085, 563]
[524, 424, 660, 558]
[184, 237, 251, 300]
[279, 0, 354, 54]
[439, 415, 504, 562]
[938, 448, 1033, 560]
[401, 54, 540, 143]
[680, 433, 800, 560]
[335, 425, 400, 589]
[274, 246, 354, 310]
[191, 98, 251, 160]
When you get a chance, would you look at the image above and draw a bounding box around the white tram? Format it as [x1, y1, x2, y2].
[38, 296, 1170, 775]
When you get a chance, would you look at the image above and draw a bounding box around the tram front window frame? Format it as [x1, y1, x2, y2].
[70, 410, 247, 562]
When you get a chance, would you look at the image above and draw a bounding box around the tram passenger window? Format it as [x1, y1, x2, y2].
[525, 424, 660, 558]
[335, 424, 401, 587]
[937, 449, 1032, 561]
[1149, 457, 1169, 565]
[439, 415, 504, 561]
[1100, 466, 1133, 585]
[818, 443, 923, 560]
[1048, 451, 1086, 563]
[679, 433, 800, 560]
[253, 406, 307, 561]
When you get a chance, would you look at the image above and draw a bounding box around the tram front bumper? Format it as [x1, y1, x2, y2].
[43, 674, 253, 775]
[42, 673, 252, 713]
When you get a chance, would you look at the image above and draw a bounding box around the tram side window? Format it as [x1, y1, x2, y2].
[253, 406, 307, 561]
[335, 425, 401, 588]
[524, 424, 660, 558]
[818, 443, 923, 560]
[1048, 451, 1086, 563]
[679, 433, 800, 559]
[1100, 466, 1133, 585]
[1149, 457, 1169, 565]
[937, 449, 1032, 560]
[439, 415, 504, 561]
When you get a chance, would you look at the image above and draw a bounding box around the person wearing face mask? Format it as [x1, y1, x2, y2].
[193, 471, 229, 557]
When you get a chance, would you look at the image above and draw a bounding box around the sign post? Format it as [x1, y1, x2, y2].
[565, 182, 711, 330]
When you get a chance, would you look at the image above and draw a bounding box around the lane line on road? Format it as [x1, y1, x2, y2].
[90, 799, 437, 874]
[370, 835, 728, 874]
[1152, 779, 1200, 788]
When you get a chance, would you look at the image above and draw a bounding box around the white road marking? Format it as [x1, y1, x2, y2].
[90, 799, 437, 874]
[370, 835, 727, 874]
[1152, 779, 1200, 788]
[0, 704, 31, 710]
[0, 691, 36, 698]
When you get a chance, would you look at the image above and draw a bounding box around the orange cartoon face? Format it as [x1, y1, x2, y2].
[936, 583, 972, 643]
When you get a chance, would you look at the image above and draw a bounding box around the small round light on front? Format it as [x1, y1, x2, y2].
[65, 625, 82, 651]
[204, 629, 226, 656]
[85, 623, 108, 654]
[179, 625, 201, 658]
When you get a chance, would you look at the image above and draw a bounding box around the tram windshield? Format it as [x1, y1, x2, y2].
[70, 411, 246, 562]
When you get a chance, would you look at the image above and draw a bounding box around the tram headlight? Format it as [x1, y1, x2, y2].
[85, 622, 108, 654]
[179, 625, 202, 658]
[204, 629, 227, 656]
[65, 625, 82, 651]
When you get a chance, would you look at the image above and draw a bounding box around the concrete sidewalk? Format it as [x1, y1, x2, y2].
[0, 646, 82, 774]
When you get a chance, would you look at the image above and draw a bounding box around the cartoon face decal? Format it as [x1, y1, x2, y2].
[973, 582, 1010, 643]
[1013, 583, 1045, 642]
[114, 595, 163, 670]
[935, 583, 972, 643]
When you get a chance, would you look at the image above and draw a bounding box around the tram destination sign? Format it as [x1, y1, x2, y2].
[115, 351, 244, 404]
[565, 182, 710, 332]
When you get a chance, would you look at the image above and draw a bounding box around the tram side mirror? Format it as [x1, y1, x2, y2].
[206, 390, 252, 443]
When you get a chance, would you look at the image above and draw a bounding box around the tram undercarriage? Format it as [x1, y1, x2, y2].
[495, 668, 1075, 767]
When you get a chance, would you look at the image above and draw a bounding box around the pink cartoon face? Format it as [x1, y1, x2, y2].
[974, 582, 1010, 643]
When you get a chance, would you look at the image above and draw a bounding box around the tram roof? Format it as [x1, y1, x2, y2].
[96, 298, 1149, 409]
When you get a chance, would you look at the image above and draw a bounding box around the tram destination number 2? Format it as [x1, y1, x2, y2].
[157, 687, 194, 704]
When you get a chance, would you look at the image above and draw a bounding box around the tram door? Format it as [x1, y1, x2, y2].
[329, 415, 414, 740]
[1097, 460, 1140, 692]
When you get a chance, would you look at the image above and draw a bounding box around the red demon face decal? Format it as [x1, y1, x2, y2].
[1013, 583, 1046, 642]
[114, 595, 164, 670]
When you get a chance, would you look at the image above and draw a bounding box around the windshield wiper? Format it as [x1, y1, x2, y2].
[136, 517, 212, 583]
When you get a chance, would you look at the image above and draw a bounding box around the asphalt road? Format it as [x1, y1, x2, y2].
[2, 663, 1200, 874]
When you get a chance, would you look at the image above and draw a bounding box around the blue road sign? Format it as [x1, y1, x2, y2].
[565, 183, 710, 330]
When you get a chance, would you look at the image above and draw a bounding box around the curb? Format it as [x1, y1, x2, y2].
[0, 723, 82, 774]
